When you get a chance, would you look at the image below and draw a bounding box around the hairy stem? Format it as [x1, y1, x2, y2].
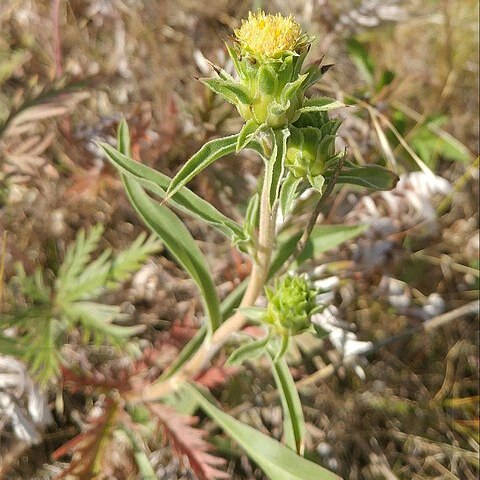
[134, 155, 275, 403]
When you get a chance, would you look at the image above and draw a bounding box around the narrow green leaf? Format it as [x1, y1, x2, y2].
[117, 118, 131, 155]
[201, 78, 251, 105]
[331, 165, 399, 190]
[270, 224, 368, 274]
[297, 224, 369, 264]
[166, 134, 239, 199]
[100, 142, 244, 239]
[123, 177, 221, 333]
[272, 335, 290, 364]
[186, 384, 341, 480]
[299, 97, 344, 113]
[226, 335, 269, 366]
[237, 119, 264, 152]
[225, 43, 245, 80]
[219, 277, 249, 320]
[304, 63, 334, 90]
[237, 306, 267, 322]
[244, 192, 260, 239]
[280, 173, 302, 219]
[123, 427, 157, 480]
[160, 327, 207, 380]
[270, 355, 305, 456]
[161, 275, 250, 380]
[258, 65, 277, 95]
[281, 74, 308, 103]
[308, 174, 325, 195]
[268, 128, 290, 209]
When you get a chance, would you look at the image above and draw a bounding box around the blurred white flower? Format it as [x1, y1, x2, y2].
[347, 172, 451, 270]
[312, 306, 373, 379]
[378, 276, 446, 320]
[0, 356, 53, 445]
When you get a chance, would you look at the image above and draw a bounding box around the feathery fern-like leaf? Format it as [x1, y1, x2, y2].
[56, 224, 104, 303]
[65, 302, 142, 347]
[22, 316, 65, 386]
[106, 233, 162, 290]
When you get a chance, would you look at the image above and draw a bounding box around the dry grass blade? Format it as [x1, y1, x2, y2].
[370, 110, 398, 170]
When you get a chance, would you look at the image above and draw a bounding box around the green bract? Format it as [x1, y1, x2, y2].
[265, 275, 319, 336]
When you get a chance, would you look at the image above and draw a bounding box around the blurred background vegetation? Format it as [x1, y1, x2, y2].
[0, 0, 478, 479]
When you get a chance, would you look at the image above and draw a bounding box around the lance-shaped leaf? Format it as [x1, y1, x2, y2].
[161, 276, 250, 381]
[304, 61, 334, 90]
[280, 173, 302, 219]
[328, 165, 399, 190]
[123, 176, 222, 333]
[299, 97, 345, 113]
[100, 142, 244, 239]
[266, 128, 290, 209]
[281, 74, 308, 104]
[236, 119, 265, 152]
[269, 355, 305, 456]
[201, 78, 251, 105]
[225, 43, 246, 80]
[226, 335, 270, 366]
[308, 174, 325, 195]
[186, 384, 341, 480]
[269, 224, 368, 275]
[166, 134, 239, 200]
[258, 64, 278, 95]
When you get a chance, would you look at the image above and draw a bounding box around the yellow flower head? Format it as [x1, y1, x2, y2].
[235, 11, 303, 59]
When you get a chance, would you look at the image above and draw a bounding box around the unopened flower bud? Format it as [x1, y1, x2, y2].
[265, 275, 319, 335]
[285, 115, 342, 180]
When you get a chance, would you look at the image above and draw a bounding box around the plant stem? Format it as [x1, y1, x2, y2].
[134, 155, 276, 403]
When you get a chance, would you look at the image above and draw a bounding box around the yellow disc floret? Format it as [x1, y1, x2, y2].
[235, 11, 302, 59]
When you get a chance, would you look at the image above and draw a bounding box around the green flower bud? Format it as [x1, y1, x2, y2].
[265, 275, 318, 336]
[285, 116, 342, 179]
